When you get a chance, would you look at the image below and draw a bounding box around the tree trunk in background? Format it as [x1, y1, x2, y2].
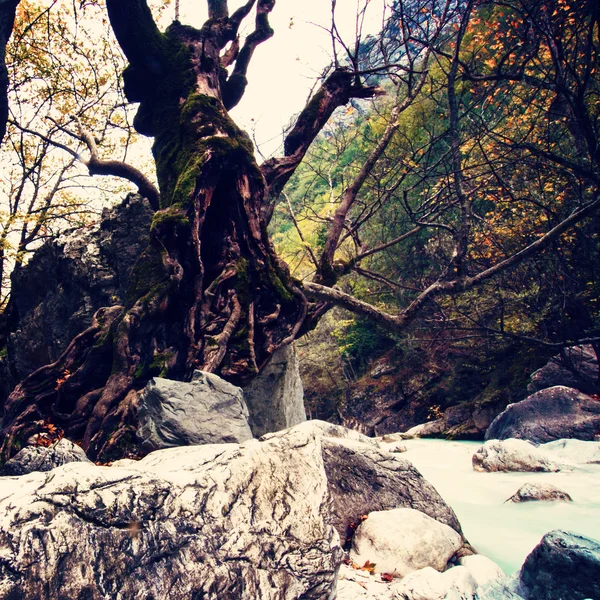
[0, 0, 18, 144]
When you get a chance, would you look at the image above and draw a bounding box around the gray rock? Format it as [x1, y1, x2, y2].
[136, 370, 253, 451]
[403, 419, 445, 439]
[0, 429, 343, 599]
[349, 508, 463, 576]
[242, 343, 306, 437]
[320, 435, 464, 544]
[528, 345, 599, 395]
[505, 483, 572, 503]
[2, 438, 91, 475]
[477, 572, 526, 600]
[472, 439, 561, 473]
[5, 194, 153, 392]
[485, 386, 600, 443]
[520, 530, 600, 600]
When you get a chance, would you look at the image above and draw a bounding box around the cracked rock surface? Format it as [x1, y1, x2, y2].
[0, 430, 342, 599]
[0, 422, 464, 600]
[136, 370, 253, 451]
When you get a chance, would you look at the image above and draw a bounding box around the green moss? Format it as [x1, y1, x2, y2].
[150, 205, 190, 233]
[125, 244, 169, 307]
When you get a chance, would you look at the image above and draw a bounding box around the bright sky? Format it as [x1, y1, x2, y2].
[178, 0, 386, 158]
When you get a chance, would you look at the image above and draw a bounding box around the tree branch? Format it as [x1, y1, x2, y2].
[0, 0, 19, 145]
[105, 0, 164, 71]
[222, 0, 275, 110]
[303, 194, 600, 335]
[13, 120, 160, 209]
[261, 68, 384, 219]
[77, 124, 160, 210]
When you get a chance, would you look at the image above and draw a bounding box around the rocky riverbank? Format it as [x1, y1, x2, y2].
[2, 418, 600, 599]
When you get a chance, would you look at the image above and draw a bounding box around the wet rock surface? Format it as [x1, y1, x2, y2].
[505, 482, 572, 503]
[472, 439, 561, 473]
[485, 385, 600, 443]
[520, 530, 600, 600]
[1, 438, 91, 475]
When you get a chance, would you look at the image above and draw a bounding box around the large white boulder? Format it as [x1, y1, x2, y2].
[0, 429, 340, 599]
[350, 508, 463, 576]
[472, 439, 562, 472]
[390, 565, 477, 600]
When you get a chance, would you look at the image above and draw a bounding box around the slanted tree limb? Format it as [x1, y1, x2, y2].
[304, 194, 600, 335]
[222, 0, 275, 110]
[12, 120, 160, 210]
[261, 69, 384, 220]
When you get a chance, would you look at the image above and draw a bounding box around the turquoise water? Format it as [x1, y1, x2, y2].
[392, 439, 600, 575]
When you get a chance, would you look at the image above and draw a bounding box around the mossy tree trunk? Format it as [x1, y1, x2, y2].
[0, 0, 381, 461]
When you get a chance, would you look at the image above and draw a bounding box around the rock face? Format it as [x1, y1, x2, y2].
[3, 194, 154, 393]
[242, 343, 306, 437]
[136, 371, 253, 451]
[505, 483, 572, 503]
[0, 429, 341, 600]
[528, 345, 599, 395]
[1, 438, 91, 475]
[349, 508, 463, 576]
[485, 386, 600, 443]
[472, 439, 561, 473]
[0, 422, 466, 600]
[520, 530, 600, 600]
[319, 434, 464, 544]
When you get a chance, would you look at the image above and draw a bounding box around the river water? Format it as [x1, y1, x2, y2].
[393, 438, 600, 575]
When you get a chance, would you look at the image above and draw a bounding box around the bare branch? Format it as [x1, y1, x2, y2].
[13, 119, 160, 209]
[222, 0, 275, 110]
[304, 194, 600, 335]
[77, 122, 160, 209]
[261, 69, 384, 218]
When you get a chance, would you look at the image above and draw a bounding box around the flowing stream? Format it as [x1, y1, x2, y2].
[396, 439, 600, 575]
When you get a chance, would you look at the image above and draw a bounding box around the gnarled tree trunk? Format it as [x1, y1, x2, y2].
[0, 0, 380, 461]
